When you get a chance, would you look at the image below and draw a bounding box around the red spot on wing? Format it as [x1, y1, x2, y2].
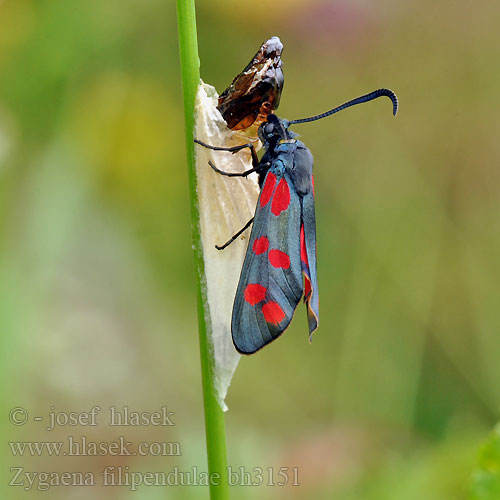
[304, 274, 312, 300]
[244, 284, 267, 305]
[271, 178, 290, 216]
[268, 249, 290, 269]
[260, 172, 276, 208]
[262, 301, 285, 325]
[253, 236, 269, 255]
[300, 224, 309, 266]
[312, 175, 315, 197]
[301, 224, 314, 302]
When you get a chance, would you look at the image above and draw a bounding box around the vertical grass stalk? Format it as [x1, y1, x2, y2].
[176, 1, 230, 498]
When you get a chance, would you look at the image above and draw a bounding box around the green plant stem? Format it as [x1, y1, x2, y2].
[176, 1, 230, 499]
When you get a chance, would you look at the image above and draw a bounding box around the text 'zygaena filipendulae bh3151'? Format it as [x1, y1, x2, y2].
[196, 39, 398, 355]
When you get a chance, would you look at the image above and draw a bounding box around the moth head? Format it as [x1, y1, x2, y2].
[259, 114, 294, 144]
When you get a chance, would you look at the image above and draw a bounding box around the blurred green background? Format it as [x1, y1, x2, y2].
[1, 0, 499, 498]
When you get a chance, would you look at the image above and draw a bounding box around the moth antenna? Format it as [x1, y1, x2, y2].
[277, 117, 289, 139]
[289, 88, 398, 124]
[268, 113, 289, 139]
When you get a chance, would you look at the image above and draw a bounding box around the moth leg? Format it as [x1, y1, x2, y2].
[194, 139, 259, 167]
[216, 217, 254, 251]
[208, 160, 260, 178]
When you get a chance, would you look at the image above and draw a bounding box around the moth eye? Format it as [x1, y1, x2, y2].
[264, 123, 273, 135]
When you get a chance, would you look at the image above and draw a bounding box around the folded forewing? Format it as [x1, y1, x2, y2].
[232, 169, 304, 354]
[301, 191, 319, 336]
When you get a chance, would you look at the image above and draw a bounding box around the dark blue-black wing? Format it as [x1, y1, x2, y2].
[232, 168, 304, 354]
[300, 189, 319, 337]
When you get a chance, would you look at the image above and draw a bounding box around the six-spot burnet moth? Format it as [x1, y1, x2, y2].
[196, 44, 398, 355]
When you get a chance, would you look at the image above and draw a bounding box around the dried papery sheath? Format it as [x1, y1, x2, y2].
[218, 36, 283, 134]
[194, 82, 260, 410]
